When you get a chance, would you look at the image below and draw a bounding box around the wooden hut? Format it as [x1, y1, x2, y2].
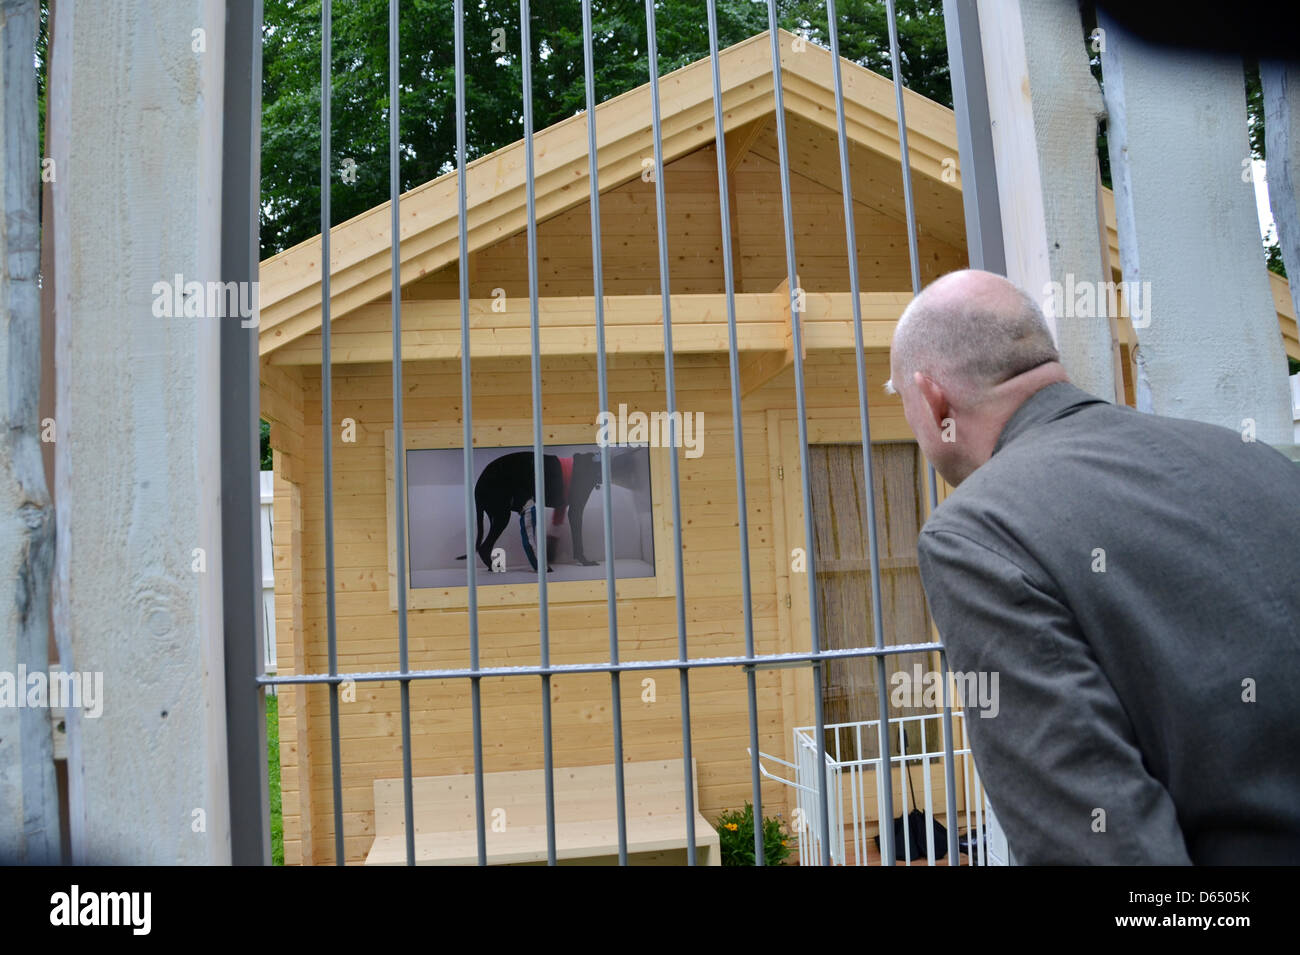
[258, 29, 1300, 865]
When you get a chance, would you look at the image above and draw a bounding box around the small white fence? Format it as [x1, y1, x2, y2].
[758, 712, 991, 866]
[260, 471, 277, 684]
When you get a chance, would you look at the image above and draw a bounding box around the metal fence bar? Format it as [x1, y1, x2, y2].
[883, 0, 938, 513]
[454, 0, 489, 868]
[255, 1, 995, 868]
[942, 0, 1006, 276]
[941, 0, 1008, 866]
[518, 0, 558, 865]
[318, 0, 346, 866]
[257, 640, 947, 686]
[881, 0, 965, 867]
[387, 0, 416, 868]
[764, 6, 834, 867]
[579, 0, 630, 866]
[824, 0, 897, 867]
[704, 0, 764, 867]
[644, 0, 697, 865]
[939, 650, 960, 862]
[220, 0, 269, 867]
[898, 719, 912, 864]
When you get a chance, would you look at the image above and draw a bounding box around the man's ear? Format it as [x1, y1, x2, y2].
[913, 372, 950, 430]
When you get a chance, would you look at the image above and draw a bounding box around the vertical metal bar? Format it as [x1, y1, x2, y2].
[971, 727, 986, 865]
[942, 0, 1006, 276]
[387, 0, 416, 868]
[854, 724, 866, 864]
[899, 720, 911, 865]
[644, 0, 697, 866]
[579, 0, 629, 866]
[943, 0, 1007, 869]
[939, 650, 960, 862]
[453, 0, 488, 868]
[704, 0, 763, 867]
[518, 0, 557, 865]
[962, 714, 974, 863]
[824, 0, 896, 867]
[922, 722, 935, 864]
[220, 0, 269, 866]
[319, 0, 346, 866]
[884, 0, 939, 516]
[942, 0, 1010, 867]
[764, 8, 834, 867]
[886, 0, 922, 298]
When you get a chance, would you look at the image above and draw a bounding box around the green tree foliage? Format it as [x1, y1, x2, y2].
[260, 0, 952, 258]
[260, 2, 1288, 284]
[260, 419, 273, 471]
[782, 0, 950, 104]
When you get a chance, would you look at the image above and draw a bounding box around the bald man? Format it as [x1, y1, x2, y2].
[889, 269, 1300, 865]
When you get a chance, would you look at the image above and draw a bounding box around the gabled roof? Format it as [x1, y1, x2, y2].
[258, 29, 964, 356]
[257, 28, 1299, 365]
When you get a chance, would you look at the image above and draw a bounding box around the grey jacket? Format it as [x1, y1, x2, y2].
[916, 382, 1300, 865]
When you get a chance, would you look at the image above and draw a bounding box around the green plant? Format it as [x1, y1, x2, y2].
[716, 802, 793, 866]
[267, 694, 283, 866]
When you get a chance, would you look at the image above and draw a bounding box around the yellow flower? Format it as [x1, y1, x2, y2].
[725, 822, 739, 831]
[781, 840, 788, 847]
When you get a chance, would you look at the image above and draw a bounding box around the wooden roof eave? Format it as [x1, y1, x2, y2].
[263, 290, 916, 367]
[257, 29, 965, 358]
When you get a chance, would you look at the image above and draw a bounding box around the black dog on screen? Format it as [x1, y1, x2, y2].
[459, 451, 602, 572]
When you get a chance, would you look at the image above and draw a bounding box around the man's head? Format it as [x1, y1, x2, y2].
[888, 269, 1068, 486]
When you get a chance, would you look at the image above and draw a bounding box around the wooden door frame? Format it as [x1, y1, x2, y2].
[765, 408, 943, 776]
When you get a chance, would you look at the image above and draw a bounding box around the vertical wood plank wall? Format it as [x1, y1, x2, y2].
[399, 145, 966, 302]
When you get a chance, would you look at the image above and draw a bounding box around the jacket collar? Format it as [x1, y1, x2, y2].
[993, 382, 1110, 455]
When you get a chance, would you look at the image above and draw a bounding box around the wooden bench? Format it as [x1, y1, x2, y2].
[364, 758, 721, 865]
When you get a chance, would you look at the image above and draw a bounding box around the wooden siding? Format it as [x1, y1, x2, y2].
[266, 350, 916, 864]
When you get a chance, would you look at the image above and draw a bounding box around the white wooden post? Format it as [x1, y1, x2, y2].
[972, 0, 1124, 862]
[0, 0, 61, 865]
[1100, 15, 1293, 442]
[976, 0, 1119, 401]
[49, 0, 231, 863]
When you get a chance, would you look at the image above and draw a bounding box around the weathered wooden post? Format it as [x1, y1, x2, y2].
[0, 0, 61, 865]
[1099, 13, 1293, 441]
[49, 0, 232, 863]
[974, 0, 1119, 402]
[1263, 62, 1300, 324]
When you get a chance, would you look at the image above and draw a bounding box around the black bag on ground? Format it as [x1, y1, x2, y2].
[873, 761, 947, 861]
[875, 808, 948, 861]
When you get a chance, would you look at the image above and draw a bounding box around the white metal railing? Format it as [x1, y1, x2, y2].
[260, 471, 277, 684]
[758, 712, 990, 866]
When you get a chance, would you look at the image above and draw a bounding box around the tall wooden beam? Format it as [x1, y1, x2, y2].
[1263, 62, 1300, 329]
[976, 0, 1116, 398]
[1100, 11, 1292, 440]
[51, 0, 231, 863]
